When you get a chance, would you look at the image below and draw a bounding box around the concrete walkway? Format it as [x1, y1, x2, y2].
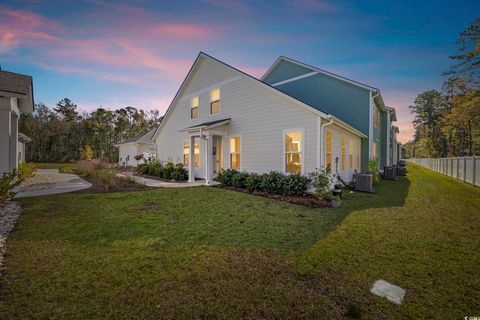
[15, 169, 91, 198]
[117, 173, 219, 188]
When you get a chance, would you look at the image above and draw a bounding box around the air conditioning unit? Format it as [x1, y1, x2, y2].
[384, 166, 396, 180]
[396, 166, 407, 176]
[398, 160, 406, 167]
[353, 173, 374, 193]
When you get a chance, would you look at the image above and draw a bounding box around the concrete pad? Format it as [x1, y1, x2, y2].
[15, 169, 91, 198]
[370, 279, 405, 305]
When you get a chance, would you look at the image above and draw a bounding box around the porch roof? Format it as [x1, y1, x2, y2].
[180, 118, 231, 132]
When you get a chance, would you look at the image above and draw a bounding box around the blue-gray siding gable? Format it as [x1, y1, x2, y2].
[271, 72, 371, 136]
[262, 61, 313, 84]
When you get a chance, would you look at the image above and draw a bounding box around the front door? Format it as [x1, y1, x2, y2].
[213, 136, 222, 176]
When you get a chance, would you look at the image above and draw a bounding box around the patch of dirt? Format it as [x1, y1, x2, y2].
[214, 185, 331, 208]
[135, 201, 157, 213]
[74, 175, 154, 194]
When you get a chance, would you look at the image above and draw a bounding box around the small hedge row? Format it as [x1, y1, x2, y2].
[216, 169, 311, 196]
[137, 161, 188, 182]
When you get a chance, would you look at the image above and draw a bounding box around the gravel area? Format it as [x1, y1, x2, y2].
[16, 173, 55, 192]
[0, 200, 22, 274]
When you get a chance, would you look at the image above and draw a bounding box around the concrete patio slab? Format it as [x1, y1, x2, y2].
[370, 279, 406, 304]
[15, 169, 91, 198]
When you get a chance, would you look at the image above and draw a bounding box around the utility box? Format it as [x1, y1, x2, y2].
[384, 166, 397, 180]
[396, 166, 407, 176]
[353, 173, 374, 193]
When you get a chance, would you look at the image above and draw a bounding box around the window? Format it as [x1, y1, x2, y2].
[285, 130, 302, 174]
[349, 139, 353, 170]
[356, 141, 360, 170]
[210, 88, 220, 114]
[341, 136, 346, 171]
[373, 107, 380, 128]
[325, 131, 332, 170]
[372, 143, 377, 160]
[230, 136, 240, 169]
[183, 141, 199, 168]
[191, 96, 199, 119]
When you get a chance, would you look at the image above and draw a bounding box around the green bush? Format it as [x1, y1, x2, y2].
[17, 162, 36, 182]
[282, 173, 311, 196]
[367, 159, 380, 184]
[309, 166, 332, 197]
[172, 163, 188, 182]
[216, 169, 239, 186]
[163, 162, 175, 180]
[246, 173, 262, 192]
[59, 167, 74, 174]
[0, 169, 20, 203]
[261, 171, 284, 194]
[231, 171, 249, 188]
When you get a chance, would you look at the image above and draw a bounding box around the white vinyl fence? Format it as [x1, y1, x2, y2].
[408, 157, 480, 187]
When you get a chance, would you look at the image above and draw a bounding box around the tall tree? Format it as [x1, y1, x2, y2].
[53, 98, 79, 161]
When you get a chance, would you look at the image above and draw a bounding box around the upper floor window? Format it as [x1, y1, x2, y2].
[373, 107, 381, 128]
[190, 96, 199, 119]
[210, 88, 220, 114]
[285, 130, 303, 174]
[372, 142, 377, 160]
[325, 131, 332, 170]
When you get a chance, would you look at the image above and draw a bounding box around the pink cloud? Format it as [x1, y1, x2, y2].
[236, 65, 267, 78]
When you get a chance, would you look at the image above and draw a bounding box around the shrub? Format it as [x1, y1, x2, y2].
[78, 158, 109, 173]
[261, 171, 284, 194]
[59, 167, 74, 174]
[163, 162, 175, 180]
[216, 169, 239, 186]
[231, 171, 249, 188]
[282, 173, 311, 196]
[172, 163, 188, 182]
[80, 145, 94, 160]
[0, 169, 19, 203]
[367, 159, 380, 184]
[134, 154, 144, 161]
[309, 166, 332, 197]
[17, 161, 36, 182]
[89, 170, 117, 192]
[246, 173, 262, 192]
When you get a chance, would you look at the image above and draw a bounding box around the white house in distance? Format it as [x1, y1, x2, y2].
[116, 127, 157, 167]
[151, 53, 400, 185]
[0, 69, 34, 174]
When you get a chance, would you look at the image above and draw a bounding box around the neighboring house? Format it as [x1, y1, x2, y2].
[116, 127, 157, 167]
[0, 69, 34, 174]
[152, 52, 400, 185]
[17, 133, 32, 163]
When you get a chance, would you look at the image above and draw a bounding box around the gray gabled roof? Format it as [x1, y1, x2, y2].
[117, 127, 157, 145]
[0, 70, 34, 113]
[181, 118, 231, 131]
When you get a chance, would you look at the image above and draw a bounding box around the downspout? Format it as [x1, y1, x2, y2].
[370, 91, 380, 162]
[320, 115, 334, 168]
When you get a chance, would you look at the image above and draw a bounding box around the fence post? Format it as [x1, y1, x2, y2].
[464, 157, 467, 182]
[473, 156, 476, 186]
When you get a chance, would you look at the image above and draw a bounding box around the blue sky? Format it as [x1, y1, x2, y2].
[1, 0, 478, 142]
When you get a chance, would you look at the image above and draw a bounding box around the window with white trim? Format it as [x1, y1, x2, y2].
[210, 88, 220, 114]
[341, 136, 346, 171]
[285, 130, 302, 174]
[230, 136, 240, 169]
[325, 131, 332, 170]
[191, 96, 199, 119]
[372, 143, 377, 160]
[349, 139, 353, 170]
[183, 141, 199, 168]
[356, 141, 360, 170]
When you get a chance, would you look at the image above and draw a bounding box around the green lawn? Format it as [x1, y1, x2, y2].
[1, 164, 479, 319]
[35, 162, 79, 169]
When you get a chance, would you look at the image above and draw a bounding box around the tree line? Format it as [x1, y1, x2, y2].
[19, 99, 162, 163]
[404, 18, 480, 158]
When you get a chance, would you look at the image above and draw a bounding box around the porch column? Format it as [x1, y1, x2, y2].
[205, 133, 213, 185]
[188, 136, 195, 182]
[0, 99, 12, 173]
[10, 113, 18, 170]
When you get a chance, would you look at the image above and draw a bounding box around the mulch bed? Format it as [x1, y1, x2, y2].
[134, 173, 189, 183]
[74, 174, 154, 194]
[214, 185, 331, 208]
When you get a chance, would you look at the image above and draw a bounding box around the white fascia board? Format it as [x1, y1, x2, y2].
[271, 72, 318, 86]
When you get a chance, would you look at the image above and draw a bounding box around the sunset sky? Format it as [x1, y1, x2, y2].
[1, 0, 478, 143]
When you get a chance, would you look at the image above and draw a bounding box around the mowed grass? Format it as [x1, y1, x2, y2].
[0, 164, 479, 319]
[35, 162, 79, 169]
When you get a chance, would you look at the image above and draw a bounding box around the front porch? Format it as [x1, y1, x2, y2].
[181, 118, 231, 185]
